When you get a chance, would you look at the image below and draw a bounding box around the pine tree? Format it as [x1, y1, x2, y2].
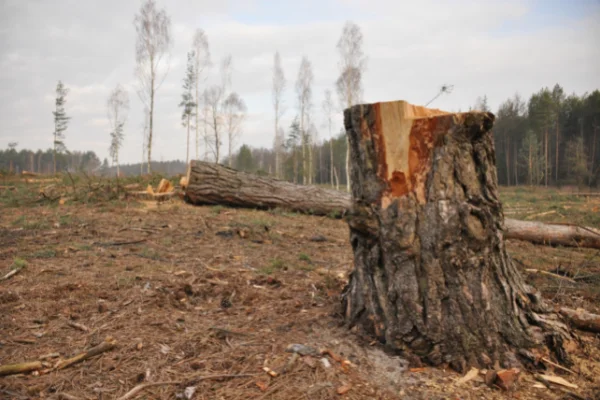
[180, 51, 197, 165]
[52, 81, 70, 174]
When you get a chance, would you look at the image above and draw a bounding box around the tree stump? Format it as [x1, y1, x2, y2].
[342, 101, 570, 372]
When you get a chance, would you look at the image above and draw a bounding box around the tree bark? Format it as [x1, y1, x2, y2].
[559, 307, 600, 334]
[341, 100, 569, 372]
[504, 219, 600, 250]
[184, 161, 348, 216]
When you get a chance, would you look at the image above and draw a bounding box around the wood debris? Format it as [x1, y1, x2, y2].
[1, 268, 23, 282]
[0, 361, 43, 376]
[560, 307, 600, 333]
[67, 320, 90, 332]
[336, 383, 352, 395]
[495, 368, 520, 391]
[116, 374, 256, 400]
[456, 367, 479, 385]
[156, 178, 174, 194]
[536, 374, 578, 389]
[55, 338, 117, 370]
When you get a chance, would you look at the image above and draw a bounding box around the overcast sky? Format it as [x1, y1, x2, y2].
[1, 0, 599, 164]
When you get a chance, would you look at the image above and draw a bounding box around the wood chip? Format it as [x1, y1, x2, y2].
[337, 383, 352, 395]
[67, 321, 90, 332]
[537, 374, 578, 389]
[456, 367, 479, 385]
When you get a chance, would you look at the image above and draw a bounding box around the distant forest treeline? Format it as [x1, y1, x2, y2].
[2, 84, 599, 188]
[0, 146, 187, 177]
[229, 84, 600, 189]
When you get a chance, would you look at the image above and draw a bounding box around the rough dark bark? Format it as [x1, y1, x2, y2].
[341, 101, 570, 372]
[184, 160, 349, 216]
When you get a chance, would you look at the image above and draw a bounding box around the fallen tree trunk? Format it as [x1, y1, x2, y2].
[504, 219, 600, 249]
[559, 307, 600, 333]
[185, 161, 349, 216]
[341, 100, 570, 372]
[184, 161, 600, 250]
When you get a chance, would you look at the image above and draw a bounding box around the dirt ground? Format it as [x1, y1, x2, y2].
[1, 179, 599, 399]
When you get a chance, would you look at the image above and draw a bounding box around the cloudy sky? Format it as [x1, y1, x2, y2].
[1, 0, 599, 164]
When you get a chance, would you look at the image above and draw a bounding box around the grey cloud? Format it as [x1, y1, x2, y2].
[0, 0, 598, 164]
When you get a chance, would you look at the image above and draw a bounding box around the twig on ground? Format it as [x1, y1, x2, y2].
[67, 320, 90, 332]
[541, 357, 577, 375]
[57, 393, 82, 400]
[94, 239, 147, 247]
[0, 361, 43, 376]
[116, 374, 256, 400]
[525, 269, 576, 283]
[0, 267, 23, 282]
[55, 338, 117, 370]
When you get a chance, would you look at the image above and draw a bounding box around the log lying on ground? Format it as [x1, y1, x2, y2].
[341, 100, 570, 371]
[185, 160, 350, 216]
[183, 161, 600, 250]
[559, 307, 600, 333]
[504, 219, 600, 249]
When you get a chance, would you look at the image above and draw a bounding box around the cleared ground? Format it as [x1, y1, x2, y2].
[1, 177, 599, 399]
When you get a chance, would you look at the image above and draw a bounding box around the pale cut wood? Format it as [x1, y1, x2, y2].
[185, 161, 350, 216]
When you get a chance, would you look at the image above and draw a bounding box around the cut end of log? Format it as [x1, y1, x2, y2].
[351, 100, 493, 207]
[156, 179, 174, 194]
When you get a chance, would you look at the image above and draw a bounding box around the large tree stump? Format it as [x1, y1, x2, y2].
[341, 101, 570, 372]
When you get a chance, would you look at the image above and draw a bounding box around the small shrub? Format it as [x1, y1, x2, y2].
[12, 257, 28, 270]
[299, 253, 312, 263]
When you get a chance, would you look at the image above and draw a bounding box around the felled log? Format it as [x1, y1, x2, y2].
[185, 161, 350, 216]
[341, 100, 569, 371]
[183, 160, 599, 249]
[504, 219, 600, 249]
[559, 307, 600, 333]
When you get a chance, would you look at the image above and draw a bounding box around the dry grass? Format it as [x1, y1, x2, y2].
[1, 178, 599, 399]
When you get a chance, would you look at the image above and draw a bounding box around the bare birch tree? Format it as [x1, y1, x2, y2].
[140, 107, 149, 175]
[133, 0, 171, 173]
[107, 84, 129, 177]
[204, 86, 223, 163]
[223, 92, 247, 167]
[272, 51, 286, 178]
[336, 21, 366, 191]
[192, 29, 211, 160]
[322, 89, 335, 186]
[220, 55, 233, 96]
[295, 56, 314, 184]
